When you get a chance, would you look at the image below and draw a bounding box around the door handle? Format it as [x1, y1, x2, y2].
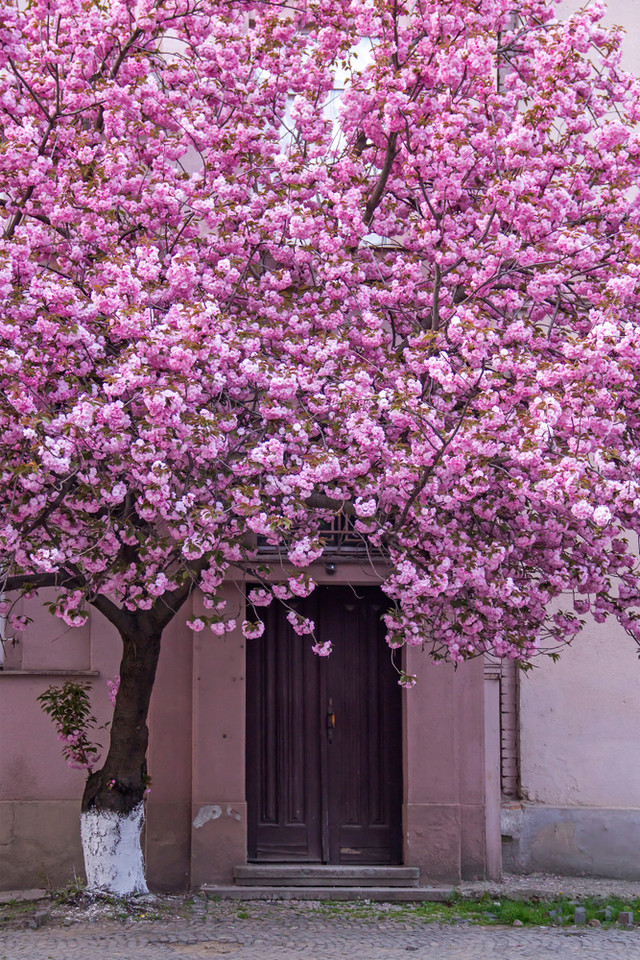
[326, 698, 336, 743]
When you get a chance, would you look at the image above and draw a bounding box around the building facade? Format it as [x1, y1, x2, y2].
[1, 570, 501, 891]
[2, 0, 640, 893]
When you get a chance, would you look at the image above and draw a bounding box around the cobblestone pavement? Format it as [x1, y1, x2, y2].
[3, 899, 640, 960]
[460, 873, 640, 900]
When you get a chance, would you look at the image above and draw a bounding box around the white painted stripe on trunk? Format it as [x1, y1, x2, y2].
[81, 803, 148, 895]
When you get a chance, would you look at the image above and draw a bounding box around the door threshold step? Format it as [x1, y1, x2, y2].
[234, 865, 420, 887]
[202, 885, 455, 902]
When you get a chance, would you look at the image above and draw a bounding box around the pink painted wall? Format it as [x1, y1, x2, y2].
[403, 652, 496, 881]
[189, 583, 248, 888]
[0, 594, 121, 889]
[0, 592, 119, 803]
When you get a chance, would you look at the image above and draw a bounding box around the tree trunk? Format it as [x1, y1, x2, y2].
[80, 620, 162, 895]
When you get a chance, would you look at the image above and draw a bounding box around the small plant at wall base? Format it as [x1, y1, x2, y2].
[4, 0, 640, 894]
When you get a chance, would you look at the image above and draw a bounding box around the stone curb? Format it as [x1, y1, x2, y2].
[0, 890, 48, 905]
[202, 885, 456, 901]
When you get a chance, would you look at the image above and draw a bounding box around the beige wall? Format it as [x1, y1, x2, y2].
[519, 619, 640, 807]
[509, 615, 640, 878]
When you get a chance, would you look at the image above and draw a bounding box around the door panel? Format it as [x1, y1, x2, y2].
[322, 591, 403, 864]
[246, 586, 402, 864]
[246, 599, 322, 861]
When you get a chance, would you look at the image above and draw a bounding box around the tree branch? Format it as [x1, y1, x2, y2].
[0, 571, 86, 592]
[90, 593, 135, 636]
[109, 29, 144, 80]
[149, 559, 209, 632]
[304, 493, 356, 516]
[364, 133, 399, 226]
[23, 477, 77, 536]
[8, 58, 53, 122]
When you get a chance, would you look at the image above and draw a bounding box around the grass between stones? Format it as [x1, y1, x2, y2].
[1, 891, 640, 930]
[309, 894, 640, 927]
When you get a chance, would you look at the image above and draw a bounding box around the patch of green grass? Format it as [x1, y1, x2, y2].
[300, 894, 640, 928]
[385, 894, 640, 927]
[312, 901, 382, 921]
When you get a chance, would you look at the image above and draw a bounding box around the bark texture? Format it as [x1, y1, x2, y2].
[82, 614, 161, 816]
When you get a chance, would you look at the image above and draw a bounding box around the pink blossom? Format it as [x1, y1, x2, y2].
[312, 640, 332, 657]
[248, 588, 273, 607]
[355, 497, 377, 518]
[107, 677, 120, 705]
[0, 0, 639, 705]
[593, 506, 612, 526]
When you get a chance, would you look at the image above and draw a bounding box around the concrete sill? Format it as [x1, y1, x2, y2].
[0, 669, 99, 677]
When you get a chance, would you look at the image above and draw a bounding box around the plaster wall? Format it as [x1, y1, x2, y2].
[0, 592, 199, 893]
[509, 617, 640, 877]
[403, 652, 498, 882]
[519, 618, 640, 807]
[189, 582, 247, 889]
[145, 605, 195, 892]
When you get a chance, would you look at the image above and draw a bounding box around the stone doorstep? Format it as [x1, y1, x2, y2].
[233, 865, 421, 888]
[202, 885, 455, 902]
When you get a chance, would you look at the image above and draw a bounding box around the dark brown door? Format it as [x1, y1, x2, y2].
[246, 586, 403, 864]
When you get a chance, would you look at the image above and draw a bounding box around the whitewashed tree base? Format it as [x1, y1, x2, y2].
[80, 803, 148, 895]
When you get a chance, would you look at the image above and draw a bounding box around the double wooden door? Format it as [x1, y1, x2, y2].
[246, 586, 403, 865]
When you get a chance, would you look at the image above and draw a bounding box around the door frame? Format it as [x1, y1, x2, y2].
[245, 582, 404, 865]
[184, 570, 495, 887]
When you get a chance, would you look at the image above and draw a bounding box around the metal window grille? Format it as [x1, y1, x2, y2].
[257, 513, 380, 559]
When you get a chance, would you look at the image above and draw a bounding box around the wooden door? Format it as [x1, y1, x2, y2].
[246, 586, 403, 864]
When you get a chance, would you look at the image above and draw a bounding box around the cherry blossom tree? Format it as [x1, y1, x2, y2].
[2, 0, 640, 893]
